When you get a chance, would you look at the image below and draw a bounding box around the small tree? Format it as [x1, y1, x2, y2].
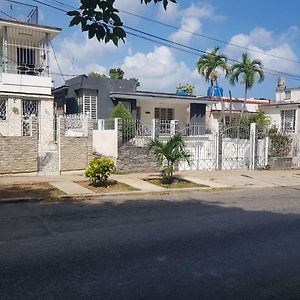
[109, 68, 124, 79]
[111, 102, 134, 142]
[85, 158, 115, 186]
[268, 125, 292, 157]
[130, 78, 140, 88]
[148, 134, 191, 183]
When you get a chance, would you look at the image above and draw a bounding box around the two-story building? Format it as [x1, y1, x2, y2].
[0, 17, 61, 143]
[260, 77, 300, 134]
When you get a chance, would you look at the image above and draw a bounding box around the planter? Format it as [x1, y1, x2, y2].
[268, 157, 293, 170]
[176, 91, 191, 96]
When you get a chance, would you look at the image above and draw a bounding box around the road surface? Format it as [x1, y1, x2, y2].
[0, 187, 300, 299]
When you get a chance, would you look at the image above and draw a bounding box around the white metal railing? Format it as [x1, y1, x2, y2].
[1, 42, 50, 77]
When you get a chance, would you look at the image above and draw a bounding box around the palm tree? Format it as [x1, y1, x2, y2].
[230, 52, 265, 118]
[197, 46, 230, 125]
[148, 134, 190, 183]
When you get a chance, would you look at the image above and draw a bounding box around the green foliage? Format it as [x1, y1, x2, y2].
[197, 46, 230, 97]
[67, 0, 176, 46]
[88, 71, 107, 78]
[111, 102, 132, 119]
[230, 53, 265, 100]
[228, 111, 271, 127]
[268, 125, 292, 157]
[85, 158, 115, 186]
[148, 134, 190, 183]
[109, 68, 124, 79]
[111, 102, 134, 142]
[176, 84, 195, 94]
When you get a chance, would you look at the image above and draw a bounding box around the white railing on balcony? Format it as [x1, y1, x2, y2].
[1, 41, 50, 77]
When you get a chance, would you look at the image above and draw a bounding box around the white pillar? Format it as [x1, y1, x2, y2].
[151, 119, 156, 139]
[250, 123, 256, 170]
[170, 120, 178, 136]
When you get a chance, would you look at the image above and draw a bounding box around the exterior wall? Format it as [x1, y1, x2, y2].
[93, 119, 118, 158]
[54, 76, 136, 119]
[276, 88, 300, 102]
[0, 118, 38, 174]
[39, 99, 55, 150]
[0, 73, 53, 96]
[137, 100, 188, 124]
[59, 118, 93, 172]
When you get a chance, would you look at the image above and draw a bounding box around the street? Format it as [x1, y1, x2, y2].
[0, 187, 300, 299]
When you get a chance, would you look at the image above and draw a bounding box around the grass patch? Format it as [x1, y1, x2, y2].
[77, 180, 138, 193]
[0, 183, 64, 201]
[145, 178, 209, 189]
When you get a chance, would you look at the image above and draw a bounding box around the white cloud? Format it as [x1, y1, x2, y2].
[169, 17, 202, 44]
[225, 27, 300, 75]
[121, 46, 203, 93]
[165, 3, 224, 44]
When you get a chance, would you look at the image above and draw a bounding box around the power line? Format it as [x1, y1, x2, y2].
[24, 0, 300, 82]
[3, 0, 36, 8]
[50, 41, 65, 81]
[0, 10, 16, 19]
[117, 8, 300, 66]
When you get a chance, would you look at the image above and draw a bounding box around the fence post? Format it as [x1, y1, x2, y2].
[250, 123, 256, 170]
[117, 118, 123, 146]
[170, 120, 178, 136]
[57, 116, 62, 174]
[151, 119, 156, 140]
[216, 122, 222, 170]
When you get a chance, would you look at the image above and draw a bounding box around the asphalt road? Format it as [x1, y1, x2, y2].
[1, 187, 300, 299]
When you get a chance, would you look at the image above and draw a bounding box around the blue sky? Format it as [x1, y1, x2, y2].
[2, 0, 300, 100]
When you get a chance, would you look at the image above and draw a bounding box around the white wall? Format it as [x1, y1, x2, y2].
[0, 73, 52, 96]
[93, 119, 118, 158]
[137, 101, 189, 125]
[276, 88, 300, 102]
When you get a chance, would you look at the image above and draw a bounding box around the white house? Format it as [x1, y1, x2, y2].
[0, 17, 61, 142]
[260, 77, 300, 134]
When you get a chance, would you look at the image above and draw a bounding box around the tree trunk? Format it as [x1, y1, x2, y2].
[210, 80, 214, 99]
[215, 78, 226, 127]
[240, 84, 247, 120]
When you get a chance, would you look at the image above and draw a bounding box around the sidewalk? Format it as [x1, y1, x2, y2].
[0, 169, 299, 201]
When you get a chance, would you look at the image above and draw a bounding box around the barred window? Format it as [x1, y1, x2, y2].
[78, 90, 97, 120]
[155, 108, 174, 120]
[281, 110, 296, 133]
[0, 98, 7, 120]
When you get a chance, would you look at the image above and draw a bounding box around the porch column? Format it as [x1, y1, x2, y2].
[190, 103, 206, 126]
[3, 26, 8, 73]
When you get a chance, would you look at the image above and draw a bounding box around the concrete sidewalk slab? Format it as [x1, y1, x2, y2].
[178, 176, 228, 188]
[50, 182, 94, 195]
[111, 175, 165, 192]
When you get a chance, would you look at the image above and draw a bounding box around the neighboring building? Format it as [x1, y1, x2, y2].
[0, 17, 61, 138]
[261, 77, 300, 134]
[206, 97, 270, 129]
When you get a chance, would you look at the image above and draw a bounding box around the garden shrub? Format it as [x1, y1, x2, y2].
[85, 158, 115, 186]
[268, 125, 292, 157]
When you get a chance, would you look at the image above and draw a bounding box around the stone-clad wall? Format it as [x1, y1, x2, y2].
[59, 118, 93, 172]
[117, 146, 159, 172]
[0, 119, 38, 174]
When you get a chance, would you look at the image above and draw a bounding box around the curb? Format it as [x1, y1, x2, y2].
[0, 197, 40, 204]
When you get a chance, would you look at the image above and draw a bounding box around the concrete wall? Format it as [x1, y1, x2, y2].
[0, 73, 52, 96]
[59, 118, 93, 172]
[93, 119, 118, 158]
[0, 118, 38, 174]
[137, 101, 189, 124]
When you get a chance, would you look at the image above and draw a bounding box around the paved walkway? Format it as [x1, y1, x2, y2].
[0, 169, 299, 197]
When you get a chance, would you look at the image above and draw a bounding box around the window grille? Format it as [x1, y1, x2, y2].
[22, 100, 39, 136]
[155, 107, 174, 120]
[78, 91, 97, 120]
[0, 98, 7, 120]
[281, 110, 296, 133]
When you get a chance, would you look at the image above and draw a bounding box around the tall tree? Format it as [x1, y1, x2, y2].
[67, 0, 177, 46]
[109, 68, 124, 79]
[230, 53, 265, 118]
[196, 46, 230, 125]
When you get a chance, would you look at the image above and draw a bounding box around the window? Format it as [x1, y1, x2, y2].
[285, 90, 291, 100]
[155, 108, 174, 120]
[122, 101, 132, 112]
[0, 98, 7, 120]
[281, 110, 296, 133]
[78, 90, 97, 120]
[17, 48, 36, 75]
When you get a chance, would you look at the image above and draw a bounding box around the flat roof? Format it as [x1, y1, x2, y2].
[260, 101, 300, 108]
[110, 91, 216, 104]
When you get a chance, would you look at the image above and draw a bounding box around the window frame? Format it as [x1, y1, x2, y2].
[154, 107, 174, 120]
[280, 109, 296, 133]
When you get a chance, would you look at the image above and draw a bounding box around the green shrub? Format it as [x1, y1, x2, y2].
[268, 125, 292, 157]
[85, 158, 115, 186]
